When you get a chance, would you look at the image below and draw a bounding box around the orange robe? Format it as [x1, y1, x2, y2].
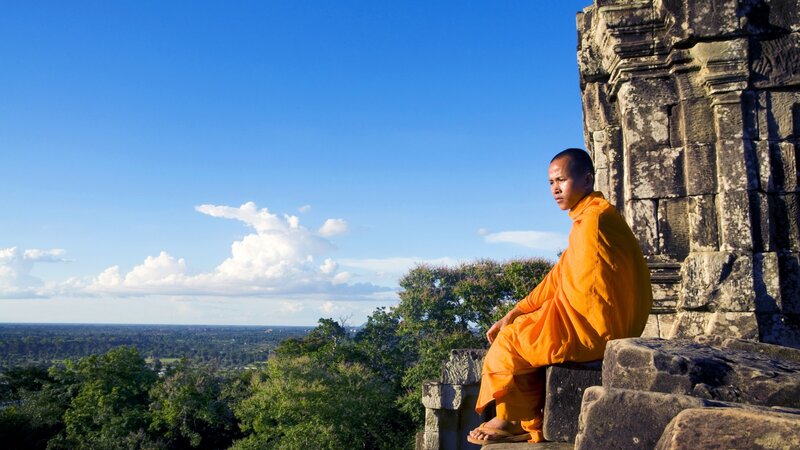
[475, 192, 652, 440]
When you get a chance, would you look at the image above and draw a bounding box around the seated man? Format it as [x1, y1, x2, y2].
[468, 148, 652, 445]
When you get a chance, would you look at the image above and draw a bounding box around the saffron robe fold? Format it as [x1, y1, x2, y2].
[476, 192, 653, 414]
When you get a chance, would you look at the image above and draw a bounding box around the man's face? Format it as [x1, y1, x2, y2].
[548, 157, 593, 211]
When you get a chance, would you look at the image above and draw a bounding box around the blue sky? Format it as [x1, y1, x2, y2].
[1, 1, 590, 326]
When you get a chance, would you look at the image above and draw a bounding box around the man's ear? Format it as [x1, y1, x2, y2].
[585, 172, 594, 190]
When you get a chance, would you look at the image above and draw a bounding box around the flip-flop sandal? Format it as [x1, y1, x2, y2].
[467, 424, 531, 445]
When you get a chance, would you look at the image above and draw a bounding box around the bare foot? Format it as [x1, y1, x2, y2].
[468, 417, 526, 442]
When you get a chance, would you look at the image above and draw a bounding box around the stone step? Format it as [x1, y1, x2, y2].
[543, 361, 602, 443]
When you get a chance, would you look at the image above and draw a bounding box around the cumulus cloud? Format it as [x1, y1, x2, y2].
[0, 247, 68, 298]
[482, 230, 568, 251]
[318, 218, 348, 237]
[0, 203, 395, 308]
[81, 202, 386, 299]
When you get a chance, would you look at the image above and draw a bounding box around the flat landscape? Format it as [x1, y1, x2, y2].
[0, 323, 314, 370]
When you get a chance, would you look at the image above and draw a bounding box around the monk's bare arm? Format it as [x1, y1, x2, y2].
[486, 306, 525, 344]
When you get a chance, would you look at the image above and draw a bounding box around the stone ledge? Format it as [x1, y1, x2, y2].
[543, 361, 602, 443]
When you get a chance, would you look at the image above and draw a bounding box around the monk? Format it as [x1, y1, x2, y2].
[467, 148, 652, 445]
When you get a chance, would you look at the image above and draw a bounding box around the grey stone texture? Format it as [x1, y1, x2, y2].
[574, 386, 800, 450]
[654, 407, 800, 450]
[574, 387, 724, 450]
[419, 349, 487, 450]
[578, 0, 800, 347]
[542, 361, 602, 443]
[602, 338, 800, 408]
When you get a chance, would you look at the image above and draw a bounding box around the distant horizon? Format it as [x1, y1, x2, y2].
[1, 1, 588, 326]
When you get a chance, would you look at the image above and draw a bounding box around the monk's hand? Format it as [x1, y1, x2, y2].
[486, 319, 504, 344]
[486, 307, 523, 345]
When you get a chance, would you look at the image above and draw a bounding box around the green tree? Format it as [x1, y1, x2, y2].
[148, 362, 239, 449]
[49, 346, 161, 450]
[0, 365, 67, 450]
[233, 355, 404, 450]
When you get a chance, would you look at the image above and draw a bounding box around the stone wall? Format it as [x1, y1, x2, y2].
[578, 0, 800, 347]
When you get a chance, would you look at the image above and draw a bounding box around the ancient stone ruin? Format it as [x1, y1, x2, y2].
[418, 1, 800, 448]
[578, 0, 800, 347]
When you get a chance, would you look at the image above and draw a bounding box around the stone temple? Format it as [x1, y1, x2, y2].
[578, 0, 800, 347]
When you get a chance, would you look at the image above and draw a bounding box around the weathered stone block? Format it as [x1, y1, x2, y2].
[642, 314, 660, 338]
[669, 311, 760, 340]
[755, 140, 800, 193]
[422, 382, 465, 410]
[617, 77, 677, 143]
[602, 338, 800, 406]
[679, 251, 756, 312]
[654, 407, 800, 450]
[686, 195, 718, 251]
[754, 252, 783, 313]
[779, 193, 800, 251]
[750, 190, 777, 252]
[628, 147, 686, 199]
[758, 313, 800, 348]
[574, 387, 718, 450]
[779, 252, 800, 313]
[685, 0, 741, 39]
[657, 313, 678, 338]
[625, 199, 658, 256]
[658, 198, 690, 261]
[715, 336, 800, 363]
[756, 90, 800, 141]
[683, 144, 716, 195]
[440, 349, 485, 385]
[716, 189, 754, 251]
[673, 98, 716, 146]
[423, 408, 461, 450]
[716, 139, 759, 192]
[582, 82, 618, 132]
[751, 33, 800, 89]
[698, 63, 749, 100]
[542, 361, 602, 443]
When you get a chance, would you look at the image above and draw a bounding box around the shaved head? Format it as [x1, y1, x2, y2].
[550, 148, 594, 179]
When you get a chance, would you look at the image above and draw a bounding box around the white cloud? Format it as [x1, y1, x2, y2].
[320, 258, 338, 274]
[80, 202, 386, 299]
[23, 248, 68, 262]
[483, 230, 568, 251]
[280, 301, 304, 313]
[0, 204, 395, 312]
[0, 247, 69, 298]
[320, 301, 335, 314]
[318, 218, 348, 237]
[298, 204, 312, 213]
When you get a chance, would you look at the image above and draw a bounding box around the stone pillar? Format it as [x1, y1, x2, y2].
[418, 350, 486, 450]
[578, 0, 800, 347]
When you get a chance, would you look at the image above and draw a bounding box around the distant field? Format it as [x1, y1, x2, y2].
[0, 323, 313, 370]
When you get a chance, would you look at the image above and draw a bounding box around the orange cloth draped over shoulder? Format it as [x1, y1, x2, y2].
[475, 192, 653, 435]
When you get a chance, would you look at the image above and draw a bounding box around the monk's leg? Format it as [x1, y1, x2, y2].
[498, 369, 546, 442]
[471, 321, 542, 442]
